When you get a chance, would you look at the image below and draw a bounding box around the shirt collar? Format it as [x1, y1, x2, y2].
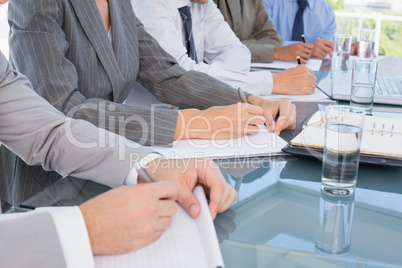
[287, 0, 314, 11]
[173, 0, 191, 9]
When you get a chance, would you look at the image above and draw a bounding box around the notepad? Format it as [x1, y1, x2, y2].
[95, 186, 224, 268]
[150, 127, 288, 159]
[262, 88, 333, 102]
[290, 111, 402, 159]
[250, 59, 322, 72]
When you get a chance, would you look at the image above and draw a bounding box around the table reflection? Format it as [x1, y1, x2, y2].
[315, 190, 355, 255]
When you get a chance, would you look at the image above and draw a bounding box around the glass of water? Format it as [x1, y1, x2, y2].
[321, 105, 365, 196]
[359, 29, 375, 58]
[350, 58, 378, 113]
[331, 34, 352, 95]
[332, 34, 351, 72]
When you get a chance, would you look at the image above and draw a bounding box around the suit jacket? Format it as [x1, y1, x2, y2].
[0, 211, 67, 268]
[214, 0, 283, 63]
[0, 49, 163, 267]
[3, 0, 242, 205]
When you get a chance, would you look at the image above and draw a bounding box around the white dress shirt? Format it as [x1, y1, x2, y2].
[132, 0, 274, 96]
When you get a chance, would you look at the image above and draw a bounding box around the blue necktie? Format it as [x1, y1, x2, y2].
[178, 6, 198, 63]
[291, 0, 309, 41]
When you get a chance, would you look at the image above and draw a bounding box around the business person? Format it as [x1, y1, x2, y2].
[4, 0, 296, 206]
[0, 45, 236, 267]
[263, 0, 335, 59]
[213, 0, 314, 64]
[132, 0, 316, 96]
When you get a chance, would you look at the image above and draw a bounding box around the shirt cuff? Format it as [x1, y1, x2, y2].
[246, 70, 274, 96]
[123, 153, 163, 185]
[37, 207, 94, 268]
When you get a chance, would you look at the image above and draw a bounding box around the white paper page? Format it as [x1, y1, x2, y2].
[250, 59, 322, 72]
[149, 127, 288, 159]
[95, 187, 222, 268]
[193, 187, 225, 268]
[262, 88, 333, 102]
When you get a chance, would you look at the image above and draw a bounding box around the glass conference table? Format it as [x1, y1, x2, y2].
[16, 58, 402, 268]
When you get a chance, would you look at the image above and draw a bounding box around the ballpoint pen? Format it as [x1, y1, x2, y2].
[238, 87, 247, 103]
[297, 56, 301, 65]
[301, 34, 306, 43]
[138, 166, 155, 183]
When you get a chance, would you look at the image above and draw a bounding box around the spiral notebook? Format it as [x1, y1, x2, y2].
[283, 111, 402, 166]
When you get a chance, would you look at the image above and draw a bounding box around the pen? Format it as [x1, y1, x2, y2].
[238, 87, 247, 103]
[138, 166, 155, 183]
[301, 34, 306, 43]
[297, 56, 301, 65]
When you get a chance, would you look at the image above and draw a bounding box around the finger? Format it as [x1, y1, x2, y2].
[300, 52, 311, 61]
[156, 216, 173, 231]
[247, 115, 266, 125]
[323, 43, 333, 51]
[157, 200, 178, 217]
[283, 105, 297, 131]
[245, 125, 260, 135]
[151, 230, 164, 243]
[244, 103, 264, 115]
[274, 100, 292, 134]
[203, 163, 234, 219]
[177, 185, 201, 218]
[220, 187, 237, 213]
[264, 110, 275, 132]
[151, 181, 178, 201]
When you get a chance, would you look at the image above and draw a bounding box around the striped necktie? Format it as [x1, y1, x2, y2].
[178, 6, 198, 63]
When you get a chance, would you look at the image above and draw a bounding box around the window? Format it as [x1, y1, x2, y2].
[329, 0, 402, 56]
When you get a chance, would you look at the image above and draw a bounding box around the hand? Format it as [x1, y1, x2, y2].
[311, 39, 333, 58]
[247, 95, 296, 135]
[274, 43, 313, 64]
[271, 65, 317, 95]
[79, 182, 178, 255]
[350, 41, 359, 56]
[145, 158, 237, 220]
[174, 104, 266, 140]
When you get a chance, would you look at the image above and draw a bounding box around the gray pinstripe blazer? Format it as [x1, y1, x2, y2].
[2, 0, 243, 206]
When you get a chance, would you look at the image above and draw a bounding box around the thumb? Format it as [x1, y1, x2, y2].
[178, 187, 201, 218]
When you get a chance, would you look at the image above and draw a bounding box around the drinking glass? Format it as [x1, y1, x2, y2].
[331, 34, 352, 95]
[350, 58, 378, 113]
[321, 105, 365, 195]
[359, 29, 376, 58]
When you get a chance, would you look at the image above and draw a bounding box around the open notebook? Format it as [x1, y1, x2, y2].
[149, 127, 288, 159]
[290, 111, 402, 160]
[262, 88, 332, 102]
[95, 187, 224, 268]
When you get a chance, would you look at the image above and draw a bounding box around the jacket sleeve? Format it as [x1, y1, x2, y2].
[0, 52, 152, 188]
[0, 207, 94, 268]
[240, 0, 283, 63]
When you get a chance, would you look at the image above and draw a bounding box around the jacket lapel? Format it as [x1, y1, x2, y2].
[70, 0, 124, 102]
[226, 0, 242, 37]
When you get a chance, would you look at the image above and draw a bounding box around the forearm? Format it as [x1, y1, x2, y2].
[242, 40, 276, 63]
